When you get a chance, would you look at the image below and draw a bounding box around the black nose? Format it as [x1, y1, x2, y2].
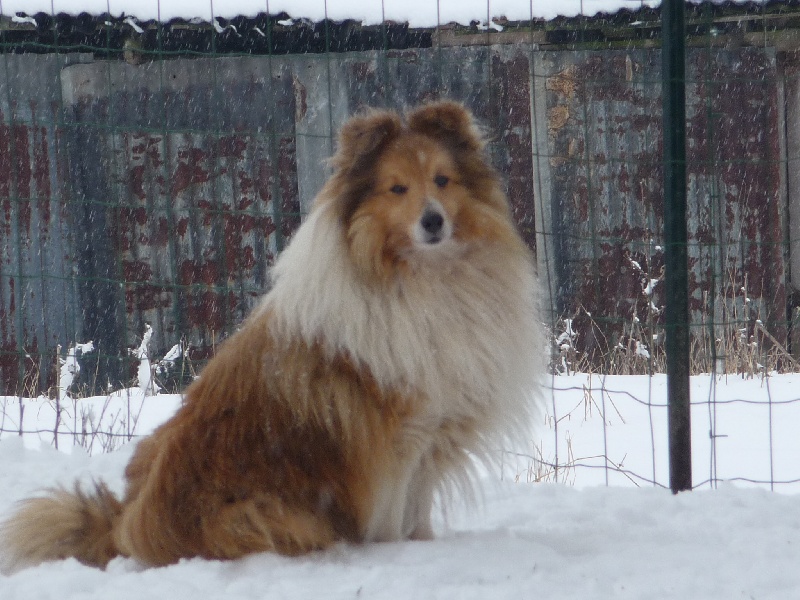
[420, 209, 444, 235]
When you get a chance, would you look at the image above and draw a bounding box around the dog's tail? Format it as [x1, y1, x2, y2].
[1, 482, 123, 573]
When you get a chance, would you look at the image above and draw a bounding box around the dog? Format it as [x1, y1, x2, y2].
[1, 101, 542, 570]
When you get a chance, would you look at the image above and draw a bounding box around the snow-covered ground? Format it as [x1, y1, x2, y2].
[541, 373, 800, 491]
[3, 372, 800, 598]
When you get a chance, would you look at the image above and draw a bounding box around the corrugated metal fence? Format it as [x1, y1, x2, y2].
[0, 33, 795, 394]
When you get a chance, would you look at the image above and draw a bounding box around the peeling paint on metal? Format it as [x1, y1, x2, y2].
[0, 46, 793, 391]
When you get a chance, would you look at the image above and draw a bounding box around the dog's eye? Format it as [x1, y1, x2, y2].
[390, 184, 408, 195]
[434, 175, 449, 188]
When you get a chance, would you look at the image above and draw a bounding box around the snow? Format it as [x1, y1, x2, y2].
[3, 372, 800, 597]
[0, 0, 761, 27]
[538, 373, 800, 490]
[57, 342, 95, 402]
[132, 325, 160, 397]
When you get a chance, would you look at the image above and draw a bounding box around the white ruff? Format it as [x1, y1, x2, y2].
[263, 201, 544, 461]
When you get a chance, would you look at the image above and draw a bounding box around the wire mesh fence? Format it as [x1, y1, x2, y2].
[1, 0, 799, 491]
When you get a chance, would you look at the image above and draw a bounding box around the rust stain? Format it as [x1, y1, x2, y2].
[218, 136, 247, 160]
[172, 147, 211, 196]
[151, 217, 171, 247]
[293, 75, 308, 122]
[185, 290, 232, 333]
[491, 52, 536, 254]
[122, 260, 153, 282]
[0, 344, 22, 394]
[546, 67, 576, 148]
[0, 199, 9, 238]
[548, 106, 570, 138]
[176, 217, 189, 237]
[125, 285, 170, 313]
[351, 61, 376, 81]
[0, 122, 37, 234]
[129, 165, 146, 200]
[222, 213, 270, 274]
[13, 125, 31, 201]
[0, 119, 10, 202]
[277, 137, 301, 237]
[238, 168, 254, 199]
[1, 277, 13, 343]
[33, 124, 51, 227]
[179, 260, 221, 288]
[546, 65, 578, 99]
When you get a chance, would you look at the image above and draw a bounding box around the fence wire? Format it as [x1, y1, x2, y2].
[0, 0, 799, 491]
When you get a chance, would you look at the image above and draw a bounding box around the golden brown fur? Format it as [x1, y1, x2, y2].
[1, 101, 542, 571]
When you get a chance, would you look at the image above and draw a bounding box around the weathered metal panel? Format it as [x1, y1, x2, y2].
[56, 48, 538, 390]
[686, 48, 786, 359]
[0, 44, 791, 391]
[60, 57, 298, 388]
[0, 53, 92, 395]
[536, 46, 786, 365]
[538, 50, 665, 327]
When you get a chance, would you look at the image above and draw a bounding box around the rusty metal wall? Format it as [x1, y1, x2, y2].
[59, 57, 301, 388]
[535, 46, 787, 366]
[0, 44, 791, 392]
[0, 53, 92, 395]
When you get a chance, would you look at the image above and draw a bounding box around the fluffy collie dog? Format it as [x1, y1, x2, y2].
[1, 101, 541, 571]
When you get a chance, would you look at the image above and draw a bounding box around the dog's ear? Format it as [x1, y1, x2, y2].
[331, 110, 402, 175]
[408, 101, 484, 153]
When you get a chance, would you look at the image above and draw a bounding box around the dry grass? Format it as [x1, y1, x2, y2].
[550, 269, 795, 379]
[0, 336, 193, 455]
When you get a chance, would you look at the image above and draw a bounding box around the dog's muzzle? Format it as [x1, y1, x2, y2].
[420, 209, 445, 244]
[416, 199, 453, 246]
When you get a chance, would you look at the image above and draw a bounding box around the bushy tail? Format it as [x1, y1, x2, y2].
[1, 482, 122, 573]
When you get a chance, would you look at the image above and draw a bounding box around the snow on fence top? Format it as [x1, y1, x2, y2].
[0, 0, 765, 26]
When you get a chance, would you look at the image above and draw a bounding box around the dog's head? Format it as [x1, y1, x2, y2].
[322, 101, 517, 283]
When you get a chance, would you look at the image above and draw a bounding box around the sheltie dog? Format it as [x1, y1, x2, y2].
[1, 101, 542, 570]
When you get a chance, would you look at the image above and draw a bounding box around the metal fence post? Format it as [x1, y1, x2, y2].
[662, 0, 693, 493]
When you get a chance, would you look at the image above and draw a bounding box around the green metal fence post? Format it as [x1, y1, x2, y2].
[662, 0, 693, 493]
